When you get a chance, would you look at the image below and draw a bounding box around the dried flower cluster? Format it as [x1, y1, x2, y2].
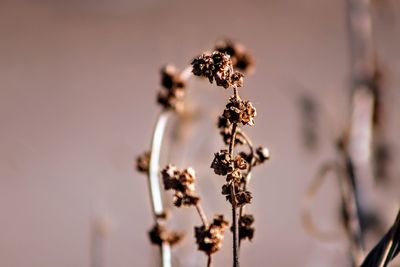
[223, 96, 257, 126]
[191, 51, 244, 89]
[195, 215, 229, 255]
[157, 65, 187, 112]
[161, 165, 200, 207]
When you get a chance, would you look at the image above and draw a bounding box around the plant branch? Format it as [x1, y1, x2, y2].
[229, 86, 240, 267]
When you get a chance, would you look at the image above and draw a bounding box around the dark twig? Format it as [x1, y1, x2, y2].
[361, 209, 400, 267]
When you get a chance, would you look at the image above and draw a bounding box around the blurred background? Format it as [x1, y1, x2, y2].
[0, 0, 399, 266]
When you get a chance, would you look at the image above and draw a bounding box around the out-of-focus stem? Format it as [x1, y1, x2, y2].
[345, 0, 377, 264]
[148, 111, 172, 267]
[149, 112, 169, 218]
[195, 203, 209, 227]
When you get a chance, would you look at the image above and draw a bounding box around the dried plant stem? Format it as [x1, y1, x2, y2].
[229, 86, 240, 267]
[231, 183, 240, 267]
[148, 111, 172, 267]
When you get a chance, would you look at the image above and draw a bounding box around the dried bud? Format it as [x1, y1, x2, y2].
[215, 39, 255, 73]
[223, 96, 256, 126]
[136, 151, 150, 173]
[195, 214, 229, 255]
[149, 224, 183, 246]
[233, 214, 255, 241]
[161, 65, 186, 91]
[255, 146, 270, 163]
[211, 149, 234, 176]
[161, 165, 200, 207]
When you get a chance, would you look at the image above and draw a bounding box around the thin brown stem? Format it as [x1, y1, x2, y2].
[227, 86, 241, 266]
[231, 183, 240, 267]
[207, 254, 212, 267]
[229, 124, 238, 155]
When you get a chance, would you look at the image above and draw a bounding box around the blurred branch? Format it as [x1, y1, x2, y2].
[361, 209, 400, 267]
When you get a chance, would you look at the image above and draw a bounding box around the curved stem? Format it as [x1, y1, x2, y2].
[148, 111, 172, 267]
[149, 112, 170, 219]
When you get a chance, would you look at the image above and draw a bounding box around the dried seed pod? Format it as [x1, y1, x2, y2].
[195, 214, 229, 255]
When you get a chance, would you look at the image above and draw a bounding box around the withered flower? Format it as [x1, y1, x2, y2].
[211, 149, 234, 176]
[215, 39, 255, 73]
[157, 65, 186, 112]
[161, 165, 200, 207]
[149, 223, 183, 246]
[233, 214, 255, 241]
[223, 96, 256, 126]
[195, 214, 229, 255]
[191, 51, 244, 89]
[136, 151, 150, 173]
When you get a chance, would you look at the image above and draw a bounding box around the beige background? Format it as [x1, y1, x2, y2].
[0, 0, 399, 266]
